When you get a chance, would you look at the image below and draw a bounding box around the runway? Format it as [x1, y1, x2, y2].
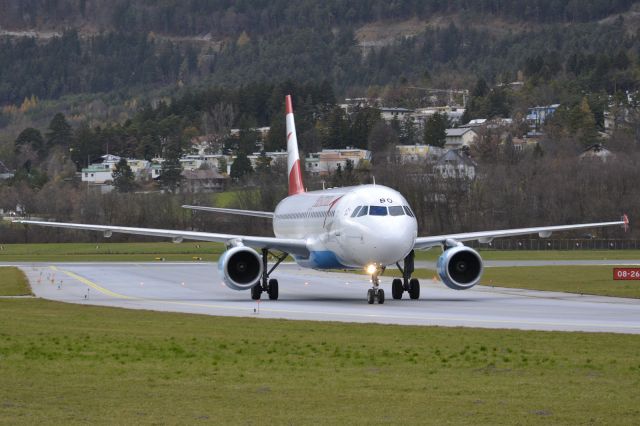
[11, 262, 640, 334]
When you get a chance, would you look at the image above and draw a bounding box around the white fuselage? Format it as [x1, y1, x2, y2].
[273, 184, 417, 269]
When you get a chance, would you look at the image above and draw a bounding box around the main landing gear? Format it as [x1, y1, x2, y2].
[392, 250, 420, 300]
[367, 266, 385, 304]
[251, 248, 288, 301]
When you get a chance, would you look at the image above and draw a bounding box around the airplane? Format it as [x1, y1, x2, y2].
[15, 95, 629, 304]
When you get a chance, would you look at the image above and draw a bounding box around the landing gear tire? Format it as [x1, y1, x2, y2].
[267, 279, 279, 300]
[367, 289, 375, 304]
[392, 278, 403, 300]
[377, 289, 385, 304]
[251, 283, 262, 300]
[408, 278, 420, 300]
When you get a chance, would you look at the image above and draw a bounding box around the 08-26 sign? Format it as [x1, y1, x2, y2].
[613, 268, 640, 280]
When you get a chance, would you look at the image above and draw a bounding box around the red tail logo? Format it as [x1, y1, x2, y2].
[285, 95, 304, 196]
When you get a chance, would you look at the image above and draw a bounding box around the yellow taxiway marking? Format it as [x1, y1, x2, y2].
[48, 265, 640, 332]
[50, 265, 138, 300]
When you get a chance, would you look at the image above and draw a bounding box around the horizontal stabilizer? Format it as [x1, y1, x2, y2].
[182, 205, 274, 219]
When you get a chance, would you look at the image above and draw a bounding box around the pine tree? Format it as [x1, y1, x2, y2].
[112, 158, 136, 192]
[46, 113, 73, 149]
[230, 152, 253, 179]
[15, 128, 44, 156]
[159, 137, 183, 192]
[423, 112, 449, 147]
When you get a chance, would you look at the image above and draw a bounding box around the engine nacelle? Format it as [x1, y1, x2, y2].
[437, 245, 483, 290]
[218, 246, 263, 291]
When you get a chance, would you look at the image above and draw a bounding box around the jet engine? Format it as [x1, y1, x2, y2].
[218, 246, 263, 290]
[437, 245, 483, 290]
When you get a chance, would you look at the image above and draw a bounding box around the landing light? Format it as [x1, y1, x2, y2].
[366, 264, 377, 275]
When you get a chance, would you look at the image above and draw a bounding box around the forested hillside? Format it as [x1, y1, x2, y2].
[1, 0, 635, 35]
[0, 0, 639, 106]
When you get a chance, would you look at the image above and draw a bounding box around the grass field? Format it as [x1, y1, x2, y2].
[0, 267, 32, 296]
[0, 242, 226, 262]
[392, 266, 640, 299]
[1, 242, 640, 263]
[0, 296, 639, 424]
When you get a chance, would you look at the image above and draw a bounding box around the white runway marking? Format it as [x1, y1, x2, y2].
[9, 262, 640, 334]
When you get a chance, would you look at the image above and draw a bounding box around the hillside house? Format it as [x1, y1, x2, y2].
[181, 169, 228, 193]
[580, 144, 614, 162]
[435, 149, 477, 179]
[444, 128, 478, 149]
[395, 145, 445, 163]
[305, 149, 371, 176]
[527, 104, 559, 133]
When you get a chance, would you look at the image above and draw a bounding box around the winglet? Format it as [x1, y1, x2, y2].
[623, 214, 630, 232]
[285, 95, 304, 196]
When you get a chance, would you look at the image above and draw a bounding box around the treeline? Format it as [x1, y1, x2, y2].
[1, 0, 635, 36]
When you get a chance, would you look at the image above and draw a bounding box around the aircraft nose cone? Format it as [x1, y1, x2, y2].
[366, 227, 413, 264]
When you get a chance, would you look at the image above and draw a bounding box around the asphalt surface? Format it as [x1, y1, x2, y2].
[9, 261, 640, 334]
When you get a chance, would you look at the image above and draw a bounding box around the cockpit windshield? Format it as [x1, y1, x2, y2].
[351, 205, 414, 218]
[388, 206, 404, 216]
[369, 206, 388, 216]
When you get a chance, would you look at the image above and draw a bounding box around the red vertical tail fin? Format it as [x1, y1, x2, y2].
[285, 95, 304, 196]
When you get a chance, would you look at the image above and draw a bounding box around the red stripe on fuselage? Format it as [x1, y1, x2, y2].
[288, 159, 304, 195]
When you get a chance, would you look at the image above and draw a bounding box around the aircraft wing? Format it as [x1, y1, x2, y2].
[13, 220, 308, 256]
[414, 218, 628, 249]
[182, 205, 274, 218]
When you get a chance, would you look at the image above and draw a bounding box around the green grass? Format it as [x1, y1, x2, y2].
[0, 297, 639, 424]
[415, 249, 640, 261]
[0, 267, 32, 296]
[0, 242, 226, 262]
[1, 241, 639, 262]
[395, 266, 640, 299]
[481, 266, 640, 298]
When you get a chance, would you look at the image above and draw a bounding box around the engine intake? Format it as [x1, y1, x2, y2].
[218, 246, 263, 290]
[437, 245, 483, 290]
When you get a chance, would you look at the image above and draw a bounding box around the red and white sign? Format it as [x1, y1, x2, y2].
[613, 268, 640, 280]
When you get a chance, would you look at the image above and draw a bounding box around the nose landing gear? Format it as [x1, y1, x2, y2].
[367, 265, 385, 304]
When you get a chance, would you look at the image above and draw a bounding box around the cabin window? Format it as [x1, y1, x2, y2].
[357, 206, 368, 217]
[369, 206, 388, 216]
[388, 206, 404, 216]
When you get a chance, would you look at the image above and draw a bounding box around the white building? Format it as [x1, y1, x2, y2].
[305, 149, 371, 176]
[81, 154, 122, 184]
[435, 149, 477, 179]
[412, 106, 466, 126]
[82, 155, 159, 184]
[247, 151, 288, 169]
[380, 107, 414, 122]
